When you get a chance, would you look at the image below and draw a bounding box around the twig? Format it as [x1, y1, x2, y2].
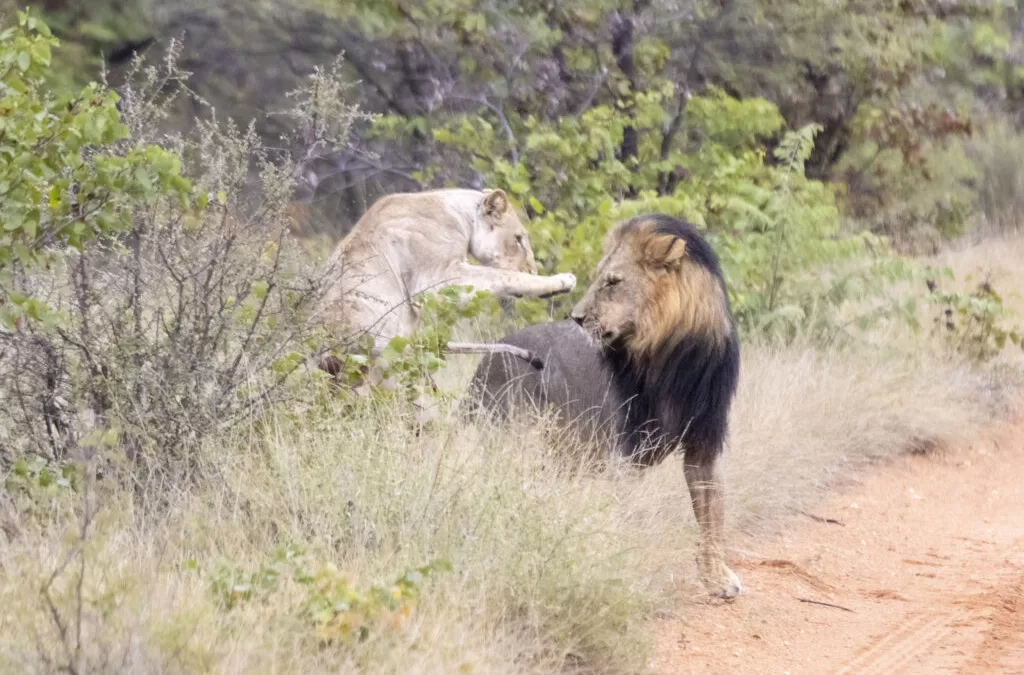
[445, 341, 543, 369]
[798, 509, 846, 526]
[795, 596, 854, 613]
[476, 97, 519, 166]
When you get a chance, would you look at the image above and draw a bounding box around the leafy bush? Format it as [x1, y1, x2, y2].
[0, 11, 190, 325]
[0, 20, 365, 476]
[414, 84, 899, 341]
[305, 558, 452, 645]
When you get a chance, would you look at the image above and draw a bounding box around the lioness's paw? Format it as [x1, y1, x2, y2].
[537, 273, 577, 299]
[700, 561, 743, 599]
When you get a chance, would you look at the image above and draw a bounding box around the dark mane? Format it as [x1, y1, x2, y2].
[468, 214, 740, 466]
[606, 214, 740, 466]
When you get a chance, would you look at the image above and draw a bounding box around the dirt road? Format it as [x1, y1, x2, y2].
[653, 420, 1024, 674]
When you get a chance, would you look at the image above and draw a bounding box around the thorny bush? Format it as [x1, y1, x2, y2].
[0, 21, 375, 480]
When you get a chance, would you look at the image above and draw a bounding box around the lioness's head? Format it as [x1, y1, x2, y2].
[470, 189, 538, 274]
[571, 215, 732, 357]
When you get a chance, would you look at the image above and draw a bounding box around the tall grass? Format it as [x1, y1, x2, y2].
[966, 120, 1024, 237]
[0, 335, 1009, 674]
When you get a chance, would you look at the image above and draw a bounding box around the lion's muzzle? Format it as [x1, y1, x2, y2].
[570, 311, 607, 345]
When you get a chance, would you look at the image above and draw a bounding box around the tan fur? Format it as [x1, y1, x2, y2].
[574, 218, 731, 358]
[315, 189, 576, 348]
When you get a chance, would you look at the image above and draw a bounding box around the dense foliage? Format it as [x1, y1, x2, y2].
[19, 0, 1024, 235]
[15, 0, 1024, 334]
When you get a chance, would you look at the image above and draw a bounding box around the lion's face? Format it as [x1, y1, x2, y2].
[470, 189, 538, 274]
[571, 218, 730, 355]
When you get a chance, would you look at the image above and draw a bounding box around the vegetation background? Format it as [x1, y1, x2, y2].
[1, 1, 1024, 673]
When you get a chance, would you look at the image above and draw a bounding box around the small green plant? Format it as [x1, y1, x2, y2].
[3, 454, 82, 528]
[191, 546, 450, 644]
[925, 269, 1023, 361]
[304, 558, 452, 645]
[4, 455, 81, 508]
[6, 455, 79, 490]
[199, 544, 312, 610]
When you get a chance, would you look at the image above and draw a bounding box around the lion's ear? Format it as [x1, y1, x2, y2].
[644, 234, 687, 269]
[481, 189, 509, 218]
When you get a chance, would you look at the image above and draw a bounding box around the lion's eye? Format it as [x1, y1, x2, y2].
[604, 276, 622, 289]
[515, 234, 526, 249]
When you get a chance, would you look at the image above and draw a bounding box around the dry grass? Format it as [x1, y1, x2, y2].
[835, 230, 1024, 370]
[930, 234, 1024, 317]
[1, 328, 1010, 674]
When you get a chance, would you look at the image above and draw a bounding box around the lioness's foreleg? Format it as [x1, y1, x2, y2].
[449, 263, 576, 299]
[683, 454, 742, 599]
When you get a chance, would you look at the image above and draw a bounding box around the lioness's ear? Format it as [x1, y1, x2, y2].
[643, 234, 686, 269]
[481, 189, 509, 218]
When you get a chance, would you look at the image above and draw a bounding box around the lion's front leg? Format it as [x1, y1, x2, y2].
[683, 454, 742, 599]
[449, 263, 576, 299]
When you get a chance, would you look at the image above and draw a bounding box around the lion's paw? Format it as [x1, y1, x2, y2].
[700, 560, 743, 599]
[556, 273, 577, 292]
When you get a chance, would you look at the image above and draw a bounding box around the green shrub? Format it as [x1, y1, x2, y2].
[924, 267, 1024, 362]
[0, 10, 190, 326]
[194, 542, 451, 643]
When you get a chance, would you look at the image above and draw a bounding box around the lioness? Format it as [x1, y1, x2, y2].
[468, 214, 743, 598]
[316, 188, 576, 350]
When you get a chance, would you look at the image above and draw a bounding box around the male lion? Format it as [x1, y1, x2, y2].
[316, 188, 576, 352]
[467, 214, 742, 598]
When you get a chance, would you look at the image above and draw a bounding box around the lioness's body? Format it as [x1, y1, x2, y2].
[316, 189, 575, 348]
[469, 215, 742, 598]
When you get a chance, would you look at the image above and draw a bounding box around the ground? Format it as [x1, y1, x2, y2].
[653, 416, 1024, 674]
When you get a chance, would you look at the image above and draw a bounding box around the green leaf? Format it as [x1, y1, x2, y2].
[508, 180, 530, 195]
[252, 280, 269, 300]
